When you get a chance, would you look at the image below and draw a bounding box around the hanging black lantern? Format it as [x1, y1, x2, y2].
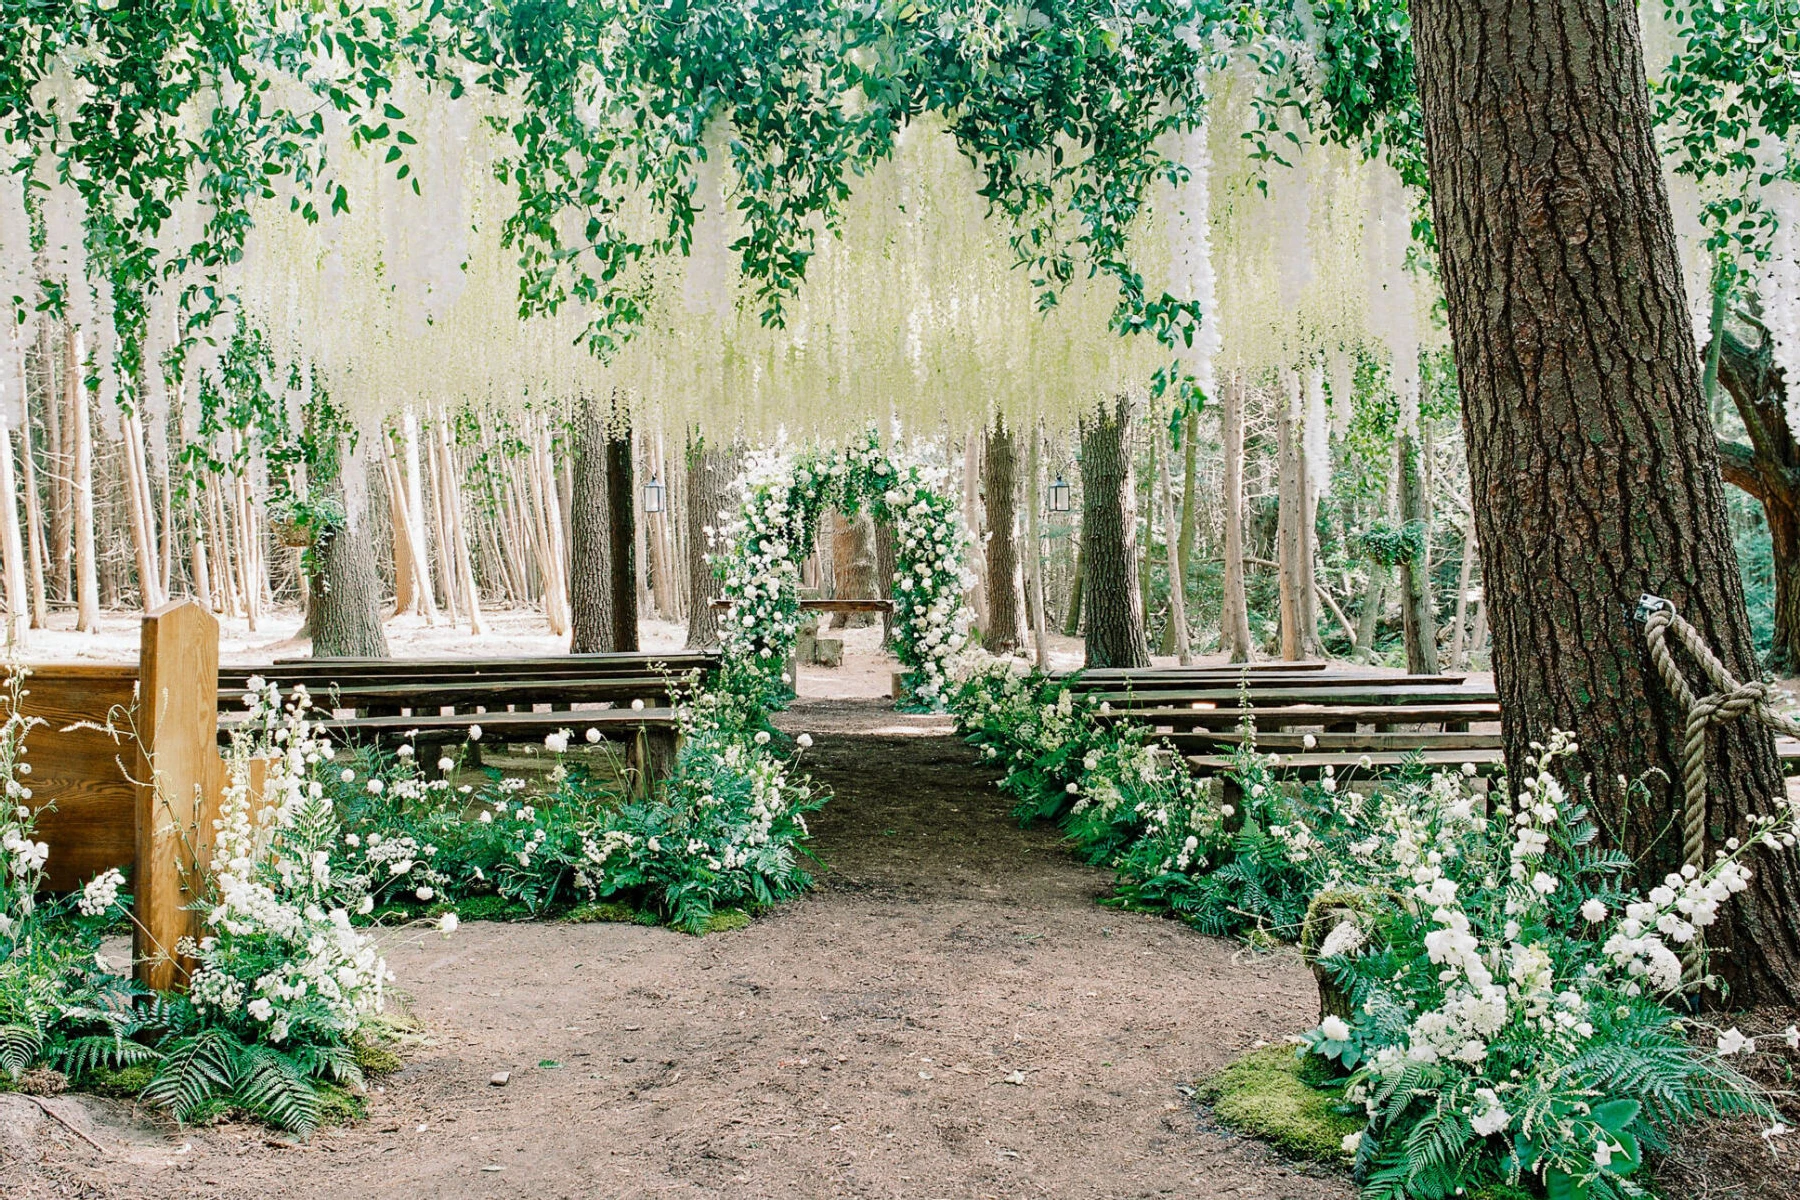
[1047, 475, 1071, 514]
[643, 475, 667, 514]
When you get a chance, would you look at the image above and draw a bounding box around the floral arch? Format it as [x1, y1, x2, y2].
[715, 430, 974, 710]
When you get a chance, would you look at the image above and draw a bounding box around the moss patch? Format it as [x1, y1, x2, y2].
[564, 901, 657, 926]
[316, 1083, 368, 1128]
[80, 1062, 157, 1099]
[702, 909, 750, 934]
[1194, 1045, 1362, 1165]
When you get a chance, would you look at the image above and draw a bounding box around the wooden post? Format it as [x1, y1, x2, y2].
[133, 598, 222, 991]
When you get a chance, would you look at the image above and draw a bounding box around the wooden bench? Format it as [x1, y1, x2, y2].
[217, 651, 717, 782]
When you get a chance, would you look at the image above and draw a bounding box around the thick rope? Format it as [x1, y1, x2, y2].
[1638, 595, 1800, 987]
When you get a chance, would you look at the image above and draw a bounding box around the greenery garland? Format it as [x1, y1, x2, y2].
[716, 427, 972, 710]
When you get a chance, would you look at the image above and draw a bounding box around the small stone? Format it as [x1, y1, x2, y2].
[1003, 1070, 1026, 1086]
[489, 1071, 510, 1087]
[482, 1164, 504, 1172]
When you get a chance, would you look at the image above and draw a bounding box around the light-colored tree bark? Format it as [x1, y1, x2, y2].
[1219, 373, 1253, 662]
[69, 331, 98, 632]
[17, 351, 47, 627]
[1159, 431, 1192, 665]
[1024, 421, 1051, 669]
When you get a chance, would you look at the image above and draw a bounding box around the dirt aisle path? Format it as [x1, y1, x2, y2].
[7, 701, 1349, 1200]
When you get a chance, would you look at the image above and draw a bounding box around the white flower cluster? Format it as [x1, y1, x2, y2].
[78, 867, 125, 917]
[188, 682, 391, 1042]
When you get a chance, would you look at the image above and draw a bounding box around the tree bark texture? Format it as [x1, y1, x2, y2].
[309, 454, 389, 658]
[1396, 432, 1440, 675]
[1411, 0, 1800, 1001]
[1079, 396, 1148, 669]
[571, 397, 626, 653]
[1220, 374, 1254, 663]
[1715, 324, 1800, 674]
[981, 415, 1023, 654]
[828, 511, 879, 629]
[684, 434, 738, 649]
[606, 425, 639, 651]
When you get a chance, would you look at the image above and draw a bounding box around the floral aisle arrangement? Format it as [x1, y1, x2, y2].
[716, 429, 974, 709]
[945, 663, 1800, 1199]
[322, 676, 825, 934]
[1302, 733, 1797, 1200]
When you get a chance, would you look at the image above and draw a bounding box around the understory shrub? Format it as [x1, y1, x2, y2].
[320, 677, 826, 933]
[0, 658, 828, 1135]
[947, 657, 1800, 1199]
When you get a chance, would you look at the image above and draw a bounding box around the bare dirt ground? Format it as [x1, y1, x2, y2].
[2, 700, 1351, 1200]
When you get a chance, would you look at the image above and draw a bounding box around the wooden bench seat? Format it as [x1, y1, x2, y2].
[1114, 702, 1503, 732]
[218, 674, 683, 716]
[1173, 729, 1503, 753]
[219, 651, 717, 688]
[1185, 748, 1508, 777]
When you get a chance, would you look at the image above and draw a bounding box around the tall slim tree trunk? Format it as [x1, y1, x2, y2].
[1025, 421, 1051, 669]
[1160, 436, 1192, 665]
[1396, 430, 1439, 674]
[1412, 0, 1800, 1002]
[46, 324, 68, 605]
[1449, 522, 1478, 669]
[683, 434, 737, 648]
[17, 352, 47, 627]
[0, 413, 30, 639]
[1062, 538, 1085, 638]
[981, 414, 1023, 654]
[310, 442, 389, 658]
[1277, 370, 1304, 660]
[570, 396, 620, 653]
[1079, 395, 1148, 668]
[1220, 374, 1254, 663]
[962, 435, 988, 633]
[69, 332, 98, 632]
[606, 422, 638, 652]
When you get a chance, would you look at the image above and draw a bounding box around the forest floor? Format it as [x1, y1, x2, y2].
[1, 700, 1356, 1200]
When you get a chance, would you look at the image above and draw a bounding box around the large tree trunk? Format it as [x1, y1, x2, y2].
[309, 445, 388, 658]
[1411, 0, 1800, 1002]
[1079, 396, 1148, 668]
[683, 434, 737, 649]
[827, 511, 878, 629]
[570, 396, 625, 653]
[1219, 374, 1254, 663]
[981, 414, 1023, 654]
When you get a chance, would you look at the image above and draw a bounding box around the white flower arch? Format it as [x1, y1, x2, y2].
[715, 429, 974, 709]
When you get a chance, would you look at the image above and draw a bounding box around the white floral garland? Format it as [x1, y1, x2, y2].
[715, 429, 974, 709]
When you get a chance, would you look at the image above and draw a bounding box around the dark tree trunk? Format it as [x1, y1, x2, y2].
[309, 457, 388, 659]
[1396, 432, 1440, 674]
[1411, 0, 1800, 1002]
[981, 415, 1023, 654]
[606, 426, 638, 651]
[1079, 396, 1148, 668]
[1715, 323, 1800, 675]
[683, 433, 738, 649]
[570, 396, 636, 654]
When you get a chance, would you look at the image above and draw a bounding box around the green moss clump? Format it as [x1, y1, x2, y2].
[353, 1040, 404, 1075]
[565, 901, 645, 925]
[1194, 1045, 1363, 1165]
[316, 1083, 368, 1127]
[702, 909, 750, 934]
[81, 1062, 157, 1099]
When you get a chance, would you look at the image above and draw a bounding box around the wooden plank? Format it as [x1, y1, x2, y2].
[1074, 672, 1469, 692]
[709, 598, 894, 613]
[1072, 660, 1330, 676]
[1186, 748, 1507, 776]
[1092, 685, 1498, 708]
[11, 665, 138, 893]
[219, 652, 717, 686]
[134, 599, 222, 992]
[1172, 730, 1503, 753]
[1109, 703, 1502, 731]
[219, 675, 683, 712]
[255, 706, 681, 746]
